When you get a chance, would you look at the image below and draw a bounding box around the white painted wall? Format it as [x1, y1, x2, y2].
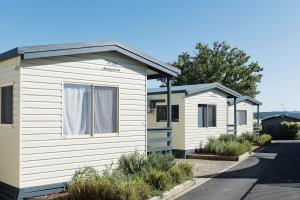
[19, 52, 147, 188]
[0, 56, 21, 187]
[185, 90, 228, 150]
[147, 93, 185, 150]
[147, 89, 229, 152]
[228, 101, 254, 135]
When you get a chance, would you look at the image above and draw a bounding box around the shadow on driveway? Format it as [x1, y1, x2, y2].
[177, 141, 300, 200]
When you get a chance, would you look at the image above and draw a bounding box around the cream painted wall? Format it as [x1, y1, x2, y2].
[228, 101, 254, 135]
[147, 93, 185, 150]
[19, 52, 147, 188]
[185, 90, 228, 150]
[0, 56, 21, 187]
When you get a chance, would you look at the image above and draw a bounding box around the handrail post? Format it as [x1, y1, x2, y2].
[166, 76, 172, 153]
[233, 97, 237, 135]
[256, 105, 260, 135]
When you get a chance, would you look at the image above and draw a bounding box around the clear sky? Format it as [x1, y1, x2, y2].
[1, 0, 299, 112]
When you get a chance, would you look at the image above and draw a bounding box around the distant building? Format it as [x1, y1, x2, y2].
[261, 115, 300, 138]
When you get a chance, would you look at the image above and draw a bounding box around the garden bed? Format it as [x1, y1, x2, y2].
[27, 152, 193, 200]
[187, 133, 272, 161]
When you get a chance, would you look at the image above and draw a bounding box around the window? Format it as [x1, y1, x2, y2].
[237, 110, 247, 125]
[172, 105, 179, 122]
[63, 83, 118, 136]
[1, 85, 13, 124]
[198, 104, 216, 127]
[94, 86, 118, 133]
[156, 105, 179, 122]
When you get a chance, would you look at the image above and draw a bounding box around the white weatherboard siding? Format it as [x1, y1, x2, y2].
[228, 101, 254, 135]
[0, 56, 21, 187]
[19, 52, 147, 188]
[147, 93, 185, 150]
[185, 90, 228, 150]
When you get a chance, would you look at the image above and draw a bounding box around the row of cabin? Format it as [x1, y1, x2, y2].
[147, 84, 261, 157]
[0, 41, 261, 200]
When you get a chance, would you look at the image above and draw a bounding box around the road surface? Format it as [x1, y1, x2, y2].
[177, 141, 300, 200]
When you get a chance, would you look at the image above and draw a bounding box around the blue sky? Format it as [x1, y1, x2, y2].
[1, 0, 299, 111]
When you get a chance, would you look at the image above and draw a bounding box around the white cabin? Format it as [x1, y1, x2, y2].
[147, 83, 242, 158]
[227, 96, 262, 135]
[0, 41, 180, 200]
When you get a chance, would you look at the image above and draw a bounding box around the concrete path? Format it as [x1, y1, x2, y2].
[176, 141, 300, 200]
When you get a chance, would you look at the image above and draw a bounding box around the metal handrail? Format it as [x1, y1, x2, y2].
[147, 127, 172, 153]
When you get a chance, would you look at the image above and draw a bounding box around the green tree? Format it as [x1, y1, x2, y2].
[164, 41, 263, 97]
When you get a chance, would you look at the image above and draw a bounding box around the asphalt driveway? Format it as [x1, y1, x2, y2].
[176, 140, 300, 200]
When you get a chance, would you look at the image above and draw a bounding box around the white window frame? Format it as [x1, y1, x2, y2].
[0, 81, 14, 128]
[198, 104, 217, 128]
[61, 81, 120, 139]
[237, 110, 247, 126]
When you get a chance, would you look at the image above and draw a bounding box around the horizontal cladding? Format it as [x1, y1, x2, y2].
[228, 102, 254, 135]
[185, 90, 228, 150]
[20, 52, 147, 187]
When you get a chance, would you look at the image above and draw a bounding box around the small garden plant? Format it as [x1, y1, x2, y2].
[67, 152, 193, 200]
[203, 132, 272, 156]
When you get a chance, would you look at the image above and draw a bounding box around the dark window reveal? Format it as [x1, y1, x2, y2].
[1, 86, 13, 124]
[156, 105, 179, 122]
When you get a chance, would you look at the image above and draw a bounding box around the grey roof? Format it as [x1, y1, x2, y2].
[0, 41, 181, 77]
[228, 96, 262, 105]
[262, 114, 300, 121]
[148, 83, 241, 98]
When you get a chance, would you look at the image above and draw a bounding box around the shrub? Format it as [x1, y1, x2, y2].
[145, 153, 175, 172]
[118, 151, 146, 175]
[280, 121, 300, 139]
[223, 140, 252, 156]
[71, 167, 99, 182]
[170, 162, 193, 184]
[204, 137, 252, 156]
[238, 132, 258, 143]
[257, 134, 272, 146]
[219, 134, 238, 142]
[203, 138, 227, 155]
[68, 169, 151, 200]
[145, 168, 171, 191]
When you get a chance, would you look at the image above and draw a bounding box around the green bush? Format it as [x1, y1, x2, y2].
[118, 151, 146, 175]
[67, 152, 192, 200]
[238, 132, 258, 143]
[68, 169, 151, 200]
[204, 138, 226, 154]
[204, 136, 253, 156]
[280, 121, 300, 140]
[257, 134, 272, 145]
[145, 153, 175, 172]
[145, 168, 171, 191]
[223, 140, 252, 156]
[219, 134, 238, 142]
[170, 162, 193, 184]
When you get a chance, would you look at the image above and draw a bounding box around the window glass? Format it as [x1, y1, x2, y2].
[172, 105, 179, 122]
[157, 105, 167, 122]
[1, 86, 13, 124]
[156, 105, 179, 122]
[94, 86, 118, 133]
[63, 84, 92, 135]
[237, 110, 247, 125]
[198, 104, 207, 127]
[198, 104, 216, 127]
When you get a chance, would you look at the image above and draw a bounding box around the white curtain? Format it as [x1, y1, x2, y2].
[94, 86, 117, 133]
[63, 84, 92, 135]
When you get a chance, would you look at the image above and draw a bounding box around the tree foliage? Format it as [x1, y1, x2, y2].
[164, 41, 263, 97]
